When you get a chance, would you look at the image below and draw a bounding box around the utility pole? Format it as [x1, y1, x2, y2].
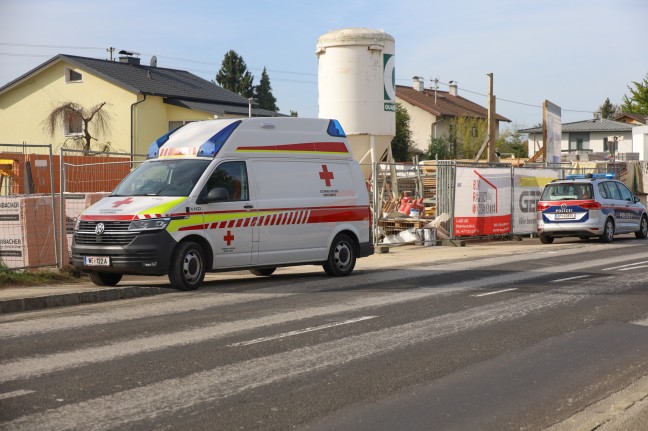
[487, 73, 497, 163]
[474, 73, 498, 162]
[106, 47, 115, 61]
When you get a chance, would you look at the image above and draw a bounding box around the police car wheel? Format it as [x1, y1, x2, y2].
[323, 234, 356, 277]
[250, 267, 276, 276]
[636, 216, 648, 239]
[169, 241, 205, 291]
[539, 234, 554, 244]
[600, 218, 614, 243]
[89, 271, 122, 286]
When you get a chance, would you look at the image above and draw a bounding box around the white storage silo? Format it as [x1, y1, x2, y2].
[316, 28, 396, 177]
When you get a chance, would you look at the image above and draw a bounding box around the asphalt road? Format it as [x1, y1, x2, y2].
[1, 238, 648, 430]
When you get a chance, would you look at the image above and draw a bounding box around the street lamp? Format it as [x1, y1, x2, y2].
[248, 98, 257, 118]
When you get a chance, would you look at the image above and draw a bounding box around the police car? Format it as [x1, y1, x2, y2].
[536, 173, 648, 244]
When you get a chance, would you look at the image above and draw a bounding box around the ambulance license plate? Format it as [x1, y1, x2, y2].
[84, 256, 110, 267]
[555, 213, 575, 220]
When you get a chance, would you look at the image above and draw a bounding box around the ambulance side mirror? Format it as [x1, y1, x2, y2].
[201, 187, 230, 204]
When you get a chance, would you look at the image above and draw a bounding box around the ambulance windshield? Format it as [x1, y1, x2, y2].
[111, 159, 211, 197]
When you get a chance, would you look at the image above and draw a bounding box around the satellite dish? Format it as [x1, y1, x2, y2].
[150, 55, 157, 67]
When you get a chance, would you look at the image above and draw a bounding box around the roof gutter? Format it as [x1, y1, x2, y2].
[130, 93, 147, 156]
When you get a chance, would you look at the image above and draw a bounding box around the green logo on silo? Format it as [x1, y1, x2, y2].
[383, 53, 395, 112]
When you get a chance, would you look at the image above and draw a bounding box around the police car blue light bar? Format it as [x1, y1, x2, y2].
[565, 173, 615, 180]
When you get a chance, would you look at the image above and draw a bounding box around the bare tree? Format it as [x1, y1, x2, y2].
[44, 102, 112, 152]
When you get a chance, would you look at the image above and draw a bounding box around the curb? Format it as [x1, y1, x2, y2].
[0, 286, 174, 314]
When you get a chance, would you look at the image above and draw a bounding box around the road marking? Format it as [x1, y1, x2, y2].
[0, 390, 34, 400]
[632, 318, 648, 327]
[603, 261, 648, 271]
[0, 293, 582, 431]
[619, 264, 648, 271]
[473, 288, 518, 297]
[228, 316, 378, 347]
[550, 275, 590, 283]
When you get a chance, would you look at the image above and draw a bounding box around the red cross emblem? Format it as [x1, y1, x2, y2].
[112, 197, 134, 207]
[224, 230, 234, 246]
[319, 165, 334, 187]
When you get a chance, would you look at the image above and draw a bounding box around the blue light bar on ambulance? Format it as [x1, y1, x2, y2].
[197, 120, 241, 157]
[327, 119, 346, 138]
[565, 173, 615, 180]
[146, 126, 184, 159]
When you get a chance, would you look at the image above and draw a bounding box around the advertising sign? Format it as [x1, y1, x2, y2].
[454, 167, 511, 236]
[512, 168, 561, 234]
[383, 53, 396, 112]
[544, 100, 562, 164]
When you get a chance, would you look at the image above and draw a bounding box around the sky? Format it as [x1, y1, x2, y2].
[1, 0, 647, 131]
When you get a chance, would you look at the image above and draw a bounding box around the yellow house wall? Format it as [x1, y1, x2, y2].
[132, 99, 213, 156]
[0, 60, 136, 153]
[1, 58, 229, 157]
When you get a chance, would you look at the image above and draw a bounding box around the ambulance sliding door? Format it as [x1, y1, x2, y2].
[251, 159, 356, 266]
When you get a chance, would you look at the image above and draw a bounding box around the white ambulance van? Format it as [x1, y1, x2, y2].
[72, 118, 374, 290]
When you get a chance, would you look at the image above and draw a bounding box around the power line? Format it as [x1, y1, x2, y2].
[0, 43, 600, 113]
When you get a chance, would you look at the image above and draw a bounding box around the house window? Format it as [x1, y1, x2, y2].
[65, 68, 83, 83]
[64, 116, 83, 136]
[168, 120, 194, 132]
[603, 137, 608, 152]
[568, 133, 589, 151]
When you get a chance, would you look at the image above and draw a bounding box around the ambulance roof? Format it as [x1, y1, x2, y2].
[147, 117, 352, 160]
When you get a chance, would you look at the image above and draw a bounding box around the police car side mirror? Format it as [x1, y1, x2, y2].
[635, 196, 641, 204]
[202, 187, 230, 204]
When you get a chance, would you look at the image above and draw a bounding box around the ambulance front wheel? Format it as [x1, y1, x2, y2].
[169, 241, 206, 291]
[89, 271, 122, 286]
[323, 233, 356, 277]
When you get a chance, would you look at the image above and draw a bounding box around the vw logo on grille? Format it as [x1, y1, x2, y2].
[95, 223, 105, 235]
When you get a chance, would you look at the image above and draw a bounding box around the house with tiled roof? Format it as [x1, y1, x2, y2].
[520, 118, 638, 160]
[615, 113, 648, 126]
[0, 53, 281, 155]
[396, 78, 510, 153]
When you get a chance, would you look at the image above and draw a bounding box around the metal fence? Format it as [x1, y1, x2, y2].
[58, 148, 145, 266]
[2, 146, 647, 269]
[371, 159, 648, 244]
[0, 144, 59, 270]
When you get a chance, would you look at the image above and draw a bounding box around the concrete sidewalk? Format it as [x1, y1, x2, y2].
[0, 238, 551, 314]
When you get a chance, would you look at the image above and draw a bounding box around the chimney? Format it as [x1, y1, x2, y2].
[449, 81, 458, 96]
[118, 50, 141, 66]
[412, 76, 424, 92]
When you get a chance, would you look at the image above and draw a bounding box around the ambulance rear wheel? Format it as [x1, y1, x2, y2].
[323, 234, 356, 277]
[89, 271, 122, 286]
[539, 234, 554, 244]
[250, 268, 276, 276]
[169, 241, 205, 291]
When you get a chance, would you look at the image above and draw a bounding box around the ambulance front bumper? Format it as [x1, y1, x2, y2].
[71, 230, 177, 275]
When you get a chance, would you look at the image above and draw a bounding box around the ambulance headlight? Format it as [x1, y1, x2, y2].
[129, 218, 171, 232]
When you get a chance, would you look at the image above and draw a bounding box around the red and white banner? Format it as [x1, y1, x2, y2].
[453, 167, 511, 236]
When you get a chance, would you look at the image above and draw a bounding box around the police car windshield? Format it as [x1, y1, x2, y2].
[111, 159, 211, 197]
[541, 182, 593, 201]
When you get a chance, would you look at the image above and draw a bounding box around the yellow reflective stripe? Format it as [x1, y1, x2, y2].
[167, 215, 203, 232]
[139, 197, 186, 216]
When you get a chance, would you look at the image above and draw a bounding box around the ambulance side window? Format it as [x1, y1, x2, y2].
[204, 162, 248, 201]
